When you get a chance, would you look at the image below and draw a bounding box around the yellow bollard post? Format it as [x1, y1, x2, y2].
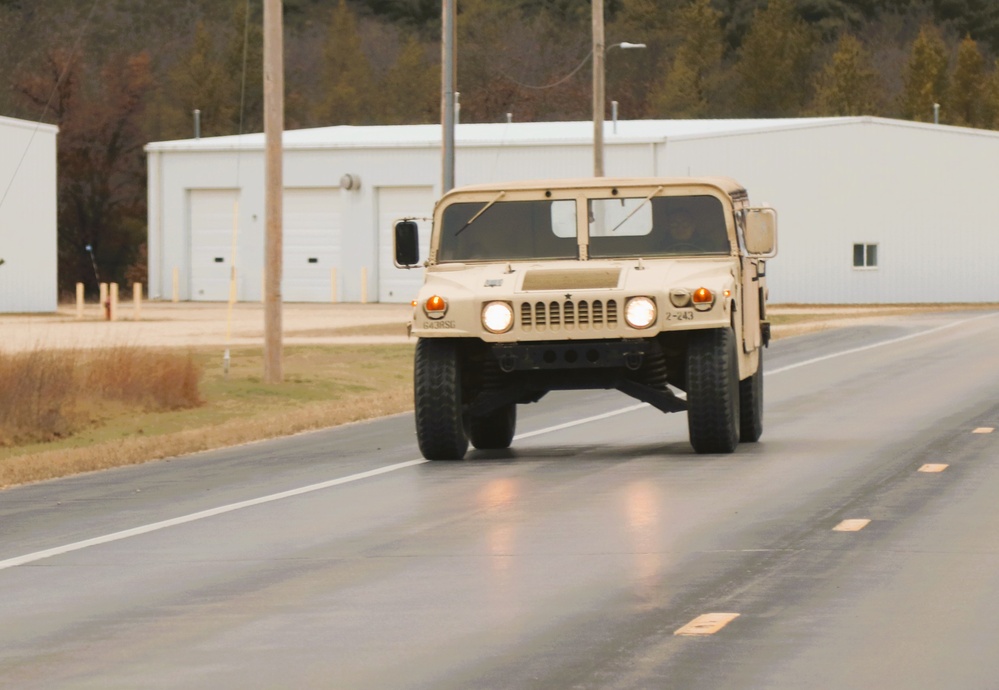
[109, 283, 119, 321]
[172, 267, 180, 302]
[133, 283, 142, 320]
[76, 283, 84, 319]
[331, 268, 337, 303]
[360, 267, 368, 304]
[99, 283, 109, 320]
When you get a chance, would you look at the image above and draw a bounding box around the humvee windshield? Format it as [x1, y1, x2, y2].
[588, 195, 730, 258]
[439, 199, 577, 262]
[437, 194, 730, 262]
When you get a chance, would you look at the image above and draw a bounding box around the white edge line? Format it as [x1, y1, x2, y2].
[0, 460, 426, 571]
[1, 405, 649, 570]
[5, 311, 995, 571]
[766, 311, 998, 376]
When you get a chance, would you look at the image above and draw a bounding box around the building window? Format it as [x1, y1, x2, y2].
[853, 243, 878, 268]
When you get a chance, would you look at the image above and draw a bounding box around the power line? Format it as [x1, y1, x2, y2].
[0, 0, 103, 219]
[498, 49, 594, 91]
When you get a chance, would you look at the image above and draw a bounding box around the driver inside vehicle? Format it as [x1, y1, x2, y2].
[664, 211, 699, 253]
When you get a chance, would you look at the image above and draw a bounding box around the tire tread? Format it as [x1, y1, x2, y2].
[414, 339, 468, 460]
[686, 328, 740, 454]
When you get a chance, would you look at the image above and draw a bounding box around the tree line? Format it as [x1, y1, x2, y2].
[1, 0, 997, 295]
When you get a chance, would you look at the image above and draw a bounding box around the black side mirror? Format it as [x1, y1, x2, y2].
[394, 221, 420, 267]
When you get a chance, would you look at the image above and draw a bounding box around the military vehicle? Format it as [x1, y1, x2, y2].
[394, 177, 777, 459]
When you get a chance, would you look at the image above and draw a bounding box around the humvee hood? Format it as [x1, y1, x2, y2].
[422, 258, 735, 297]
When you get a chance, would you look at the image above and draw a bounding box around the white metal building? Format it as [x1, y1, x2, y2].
[0, 115, 58, 313]
[146, 117, 999, 305]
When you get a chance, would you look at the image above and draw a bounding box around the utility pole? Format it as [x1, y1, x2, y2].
[263, 0, 283, 383]
[442, 0, 456, 193]
[592, 0, 605, 177]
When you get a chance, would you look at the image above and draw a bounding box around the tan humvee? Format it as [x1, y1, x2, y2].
[394, 177, 777, 460]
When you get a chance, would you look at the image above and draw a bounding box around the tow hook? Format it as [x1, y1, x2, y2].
[624, 352, 643, 371]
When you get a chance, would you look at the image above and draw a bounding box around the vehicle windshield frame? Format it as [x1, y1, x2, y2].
[431, 184, 735, 264]
[436, 197, 579, 263]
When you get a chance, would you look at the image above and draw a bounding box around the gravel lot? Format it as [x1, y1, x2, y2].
[0, 301, 413, 353]
[2, 301, 989, 353]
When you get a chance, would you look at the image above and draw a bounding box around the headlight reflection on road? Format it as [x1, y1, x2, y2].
[479, 477, 518, 511]
[625, 481, 664, 607]
[479, 478, 520, 575]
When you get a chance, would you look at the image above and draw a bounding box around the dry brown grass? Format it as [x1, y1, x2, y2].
[0, 347, 202, 447]
[80, 346, 202, 410]
[0, 387, 412, 488]
[0, 343, 414, 488]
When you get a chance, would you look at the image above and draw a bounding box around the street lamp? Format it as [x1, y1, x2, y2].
[593, 0, 646, 176]
[594, 41, 646, 177]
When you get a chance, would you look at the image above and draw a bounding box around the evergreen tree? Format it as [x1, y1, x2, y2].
[164, 21, 234, 138]
[812, 33, 881, 116]
[949, 34, 986, 127]
[647, 0, 724, 118]
[735, 0, 817, 117]
[380, 35, 437, 124]
[899, 24, 949, 122]
[316, 0, 377, 125]
[222, 0, 264, 135]
[984, 60, 999, 129]
[931, 0, 999, 55]
[158, 3, 261, 139]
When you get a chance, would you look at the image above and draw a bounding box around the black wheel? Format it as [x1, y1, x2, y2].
[414, 339, 468, 460]
[468, 404, 517, 450]
[686, 328, 740, 454]
[739, 349, 764, 443]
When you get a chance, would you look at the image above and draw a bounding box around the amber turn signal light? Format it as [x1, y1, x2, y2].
[423, 295, 448, 319]
[692, 288, 713, 304]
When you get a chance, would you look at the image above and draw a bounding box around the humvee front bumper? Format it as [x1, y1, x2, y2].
[491, 339, 653, 373]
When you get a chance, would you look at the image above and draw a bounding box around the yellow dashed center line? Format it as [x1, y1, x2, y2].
[833, 518, 871, 532]
[973, 427, 995, 434]
[674, 612, 740, 636]
[919, 463, 949, 473]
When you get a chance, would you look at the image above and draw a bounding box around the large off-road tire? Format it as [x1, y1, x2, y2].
[414, 338, 468, 460]
[468, 404, 517, 450]
[739, 349, 764, 443]
[686, 328, 741, 454]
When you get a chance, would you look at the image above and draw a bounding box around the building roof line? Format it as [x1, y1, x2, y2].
[144, 116, 999, 153]
[0, 114, 60, 135]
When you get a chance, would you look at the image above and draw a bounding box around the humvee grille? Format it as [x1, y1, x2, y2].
[519, 299, 618, 331]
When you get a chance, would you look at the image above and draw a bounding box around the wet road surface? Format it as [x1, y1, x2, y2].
[2, 311, 999, 689]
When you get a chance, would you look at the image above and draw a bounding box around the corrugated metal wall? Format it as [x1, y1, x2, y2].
[0, 117, 58, 313]
[149, 119, 999, 305]
[662, 120, 999, 304]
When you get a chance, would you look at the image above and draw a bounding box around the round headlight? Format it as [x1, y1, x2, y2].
[482, 301, 514, 333]
[625, 296, 657, 329]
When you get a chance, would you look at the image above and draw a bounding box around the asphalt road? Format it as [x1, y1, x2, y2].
[2, 310, 999, 689]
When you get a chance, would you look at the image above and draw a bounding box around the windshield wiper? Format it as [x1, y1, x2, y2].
[454, 191, 506, 236]
[608, 185, 664, 233]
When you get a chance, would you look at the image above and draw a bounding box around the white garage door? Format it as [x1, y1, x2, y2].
[283, 188, 341, 302]
[189, 189, 239, 301]
[376, 186, 434, 303]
